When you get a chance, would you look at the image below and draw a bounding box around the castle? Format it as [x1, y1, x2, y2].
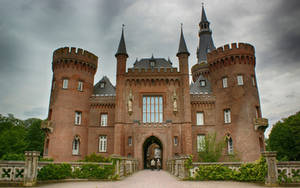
[43, 6, 268, 169]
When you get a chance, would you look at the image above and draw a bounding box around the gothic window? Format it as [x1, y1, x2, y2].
[196, 112, 204, 125]
[197, 135, 205, 152]
[75, 111, 82, 125]
[128, 136, 132, 146]
[100, 114, 108, 126]
[237, 75, 244, 85]
[99, 136, 107, 152]
[222, 77, 228, 88]
[224, 109, 231, 123]
[63, 78, 68, 89]
[227, 137, 233, 154]
[142, 96, 163, 123]
[77, 81, 83, 91]
[72, 136, 80, 155]
[174, 136, 178, 146]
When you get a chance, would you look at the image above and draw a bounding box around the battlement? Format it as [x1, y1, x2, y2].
[207, 43, 255, 62]
[53, 47, 98, 66]
[126, 67, 179, 75]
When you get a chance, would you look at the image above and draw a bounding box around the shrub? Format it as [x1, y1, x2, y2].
[1, 153, 25, 161]
[80, 153, 111, 162]
[39, 157, 54, 161]
[37, 163, 72, 180]
[72, 164, 114, 179]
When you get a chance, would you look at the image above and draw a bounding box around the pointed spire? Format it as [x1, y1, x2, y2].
[201, 3, 208, 22]
[177, 23, 190, 57]
[115, 24, 128, 57]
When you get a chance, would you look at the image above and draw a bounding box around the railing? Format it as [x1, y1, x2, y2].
[277, 161, 300, 183]
[0, 152, 139, 187]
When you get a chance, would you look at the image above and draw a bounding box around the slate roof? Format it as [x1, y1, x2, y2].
[93, 76, 116, 96]
[115, 27, 128, 57]
[133, 56, 173, 68]
[190, 74, 212, 94]
[177, 27, 190, 56]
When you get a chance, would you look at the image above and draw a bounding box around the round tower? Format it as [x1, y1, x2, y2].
[207, 43, 264, 161]
[45, 47, 98, 161]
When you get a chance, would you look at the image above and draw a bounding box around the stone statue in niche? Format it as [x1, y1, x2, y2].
[128, 89, 133, 115]
[173, 90, 178, 113]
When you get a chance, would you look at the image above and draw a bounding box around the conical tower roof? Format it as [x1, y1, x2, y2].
[201, 5, 208, 22]
[177, 25, 190, 56]
[115, 26, 128, 57]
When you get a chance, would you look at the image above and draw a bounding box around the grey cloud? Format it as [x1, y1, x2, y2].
[24, 107, 47, 117]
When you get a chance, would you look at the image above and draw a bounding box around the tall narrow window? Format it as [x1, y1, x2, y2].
[174, 136, 178, 146]
[142, 96, 163, 123]
[227, 137, 233, 154]
[75, 111, 82, 125]
[222, 77, 228, 88]
[128, 136, 132, 146]
[44, 139, 49, 155]
[256, 106, 260, 118]
[52, 80, 56, 90]
[48, 109, 52, 120]
[63, 79, 68, 89]
[252, 76, 256, 86]
[237, 75, 244, 85]
[99, 136, 107, 152]
[224, 109, 231, 123]
[72, 137, 80, 155]
[100, 114, 108, 126]
[77, 81, 83, 91]
[197, 135, 205, 152]
[196, 112, 204, 125]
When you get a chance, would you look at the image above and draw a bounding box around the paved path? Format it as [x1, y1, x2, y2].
[34, 170, 295, 188]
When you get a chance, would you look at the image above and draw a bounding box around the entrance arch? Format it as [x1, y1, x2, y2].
[143, 136, 163, 169]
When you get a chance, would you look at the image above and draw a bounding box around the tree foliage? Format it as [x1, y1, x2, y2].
[0, 114, 45, 160]
[198, 133, 225, 162]
[268, 111, 300, 161]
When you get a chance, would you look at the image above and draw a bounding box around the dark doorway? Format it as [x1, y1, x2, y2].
[143, 136, 163, 169]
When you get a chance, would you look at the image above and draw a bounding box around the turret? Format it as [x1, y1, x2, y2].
[207, 43, 266, 161]
[45, 47, 98, 161]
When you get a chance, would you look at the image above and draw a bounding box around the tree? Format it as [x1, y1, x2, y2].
[198, 133, 225, 162]
[25, 119, 45, 153]
[268, 111, 300, 161]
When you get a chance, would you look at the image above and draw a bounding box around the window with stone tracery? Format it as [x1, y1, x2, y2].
[142, 96, 163, 123]
[99, 136, 107, 152]
[72, 137, 80, 155]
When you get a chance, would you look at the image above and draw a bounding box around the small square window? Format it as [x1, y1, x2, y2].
[200, 80, 206, 87]
[100, 82, 105, 88]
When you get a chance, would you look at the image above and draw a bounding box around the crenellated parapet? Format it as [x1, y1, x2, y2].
[207, 43, 255, 71]
[52, 47, 98, 74]
[191, 63, 210, 81]
[126, 67, 179, 75]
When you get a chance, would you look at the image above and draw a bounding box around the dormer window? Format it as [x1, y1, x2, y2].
[150, 61, 155, 67]
[200, 80, 206, 87]
[100, 82, 105, 88]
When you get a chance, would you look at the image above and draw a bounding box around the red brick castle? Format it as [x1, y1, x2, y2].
[43, 6, 268, 169]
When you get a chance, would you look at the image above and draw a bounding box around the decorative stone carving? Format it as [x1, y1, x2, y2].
[254, 118, 268, 131]
[128, 89, 133, 115]
[173, 90, 178, 114]
[41, 120, 54, 133]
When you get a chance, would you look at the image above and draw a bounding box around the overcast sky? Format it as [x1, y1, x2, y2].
[0, 0, 299, 137]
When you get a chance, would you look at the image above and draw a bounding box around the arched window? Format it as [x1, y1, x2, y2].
[227, 137, 233, 154]
[72, 136, 80, 155]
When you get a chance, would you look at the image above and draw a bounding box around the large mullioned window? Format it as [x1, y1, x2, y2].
[142, 96, 163, 123]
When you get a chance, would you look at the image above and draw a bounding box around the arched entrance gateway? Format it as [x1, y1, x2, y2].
[143, 136, 163, 169]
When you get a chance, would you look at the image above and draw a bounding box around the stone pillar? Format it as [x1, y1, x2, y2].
[262, 151, 278, 186]
[23, 151, 40, 187]
[111, 155, 121, 178]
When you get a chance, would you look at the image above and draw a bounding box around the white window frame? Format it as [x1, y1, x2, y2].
[100, 114, 108, 126]
[77, 81, 83, 91]
[99, 136, 107, 152]
[227, 137, 233, 154]
[237, 75, 244, 85]
[142, 96, 163, 123]
[222, 77, 228, 88]
[63, 79, 68, 89]
[128, 136, 132, 146]
[72, 137, 80, 155]
[224, 109, 231, 123]
[197, 135, 205, 152]
[75, 111, 82, 125]
[196, 112, 204, 126]
[174, 136, 178, 146]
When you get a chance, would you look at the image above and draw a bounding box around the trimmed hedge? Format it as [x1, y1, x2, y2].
[191, 157, 267, 182]
[37, 163, 72, 180]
